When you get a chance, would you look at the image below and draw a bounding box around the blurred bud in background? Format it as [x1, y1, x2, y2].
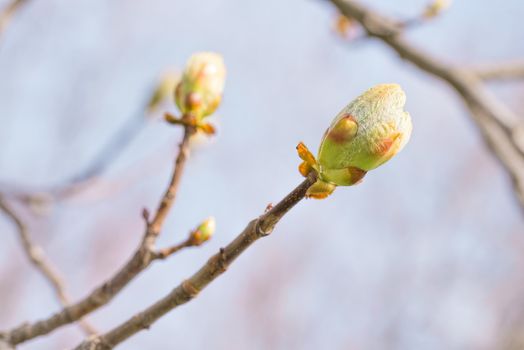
[175, 52, 226, 120]
[147, 71, 180, 114]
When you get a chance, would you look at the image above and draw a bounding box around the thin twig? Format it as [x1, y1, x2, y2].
[471, 60, 524, 81]
[74, 172, 317, 350]
[0, 196, 97, 336]
[330, 0, 524, 211]
[154, 217, 216, 259]
[2, 125, 196, 346]
[154, 241, 192, 260]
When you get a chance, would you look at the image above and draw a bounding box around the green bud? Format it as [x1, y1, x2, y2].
[175, 52, 226, 119]
[299, 84, 412, 199]
[191, 216, 216, 245]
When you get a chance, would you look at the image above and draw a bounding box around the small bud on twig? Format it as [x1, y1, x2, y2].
[190, 217, 216, 246]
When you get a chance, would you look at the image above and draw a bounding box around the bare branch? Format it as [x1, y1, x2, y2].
[330, 0, 524, 211]
[0, 196, 97, 336]
[2, 125, 196, 346]
[74, 172, 317, 350]
[471, 60, 524, 81]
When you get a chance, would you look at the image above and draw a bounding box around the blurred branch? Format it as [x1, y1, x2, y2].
[0, 195, 96, 336]
[0, 0, 28, 42]
[330, 0, 524, 211]
[333, 0, 451, 44]
[54, 111, 147, 199]
[0, 339, 13, 350]
[50, 72, 179, 199]
[0, 72, 178, 204]
[74, 172, 317, 350]
[471, 60, 524, 81]
[1, 105, 149, 204]
[2, 124, 196, 346]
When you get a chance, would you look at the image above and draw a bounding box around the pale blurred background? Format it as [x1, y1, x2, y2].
[0, 0, 523, 349]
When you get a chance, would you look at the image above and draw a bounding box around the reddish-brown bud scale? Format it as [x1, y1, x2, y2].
[327, 114, 358, 144]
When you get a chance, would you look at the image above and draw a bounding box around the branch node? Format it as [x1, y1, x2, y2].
[181, 280, 199, 298]
[254, 218, 271, 238]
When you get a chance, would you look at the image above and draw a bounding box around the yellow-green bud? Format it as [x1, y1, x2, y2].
[175, 52, 226, 119]
[191, 216, 216, 245]
[301, 84, 412, 199]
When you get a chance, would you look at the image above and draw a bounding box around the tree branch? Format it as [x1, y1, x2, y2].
[471, 60, 524, 81]
[330, 0, 524, 211]
[1, 125, 196, 346]
[0, 196, 97, 336]
[74, 172, 317, 350]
